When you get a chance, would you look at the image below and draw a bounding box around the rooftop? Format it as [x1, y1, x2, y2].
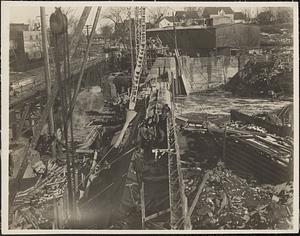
[202, 7, 234, 18]
[175, 11, 200, 20]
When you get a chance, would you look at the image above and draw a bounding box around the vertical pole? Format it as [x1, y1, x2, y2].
[40, 7, 56, 159]
[222, 124, 227, 161]
[173, 12, 178, 51]
[140, 182, 145, 229]
[11, 110, 18, 140]
[173, 12, 180, 96]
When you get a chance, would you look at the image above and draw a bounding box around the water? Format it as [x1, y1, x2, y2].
[175, 91, 291, 118]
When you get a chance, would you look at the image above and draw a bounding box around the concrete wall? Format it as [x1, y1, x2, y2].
[147, 56, 247, 94]
[181, 55, 241, 92]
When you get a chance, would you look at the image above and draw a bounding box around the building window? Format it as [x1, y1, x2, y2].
[30, 35, 33, 40]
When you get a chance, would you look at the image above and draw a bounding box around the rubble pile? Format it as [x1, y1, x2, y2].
[226, 47, 293, 98]
[185, 162, 293, 230]
[260, 30, 292, 46]
[10, 160, 67, 229]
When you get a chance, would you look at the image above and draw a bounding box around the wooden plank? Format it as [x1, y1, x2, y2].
[145, 208, 170, 222]
[69, 7, 92, 60]
[140, 182, 146, 229]
[187, 172, 210, 219]
[16, 105, 31, 138]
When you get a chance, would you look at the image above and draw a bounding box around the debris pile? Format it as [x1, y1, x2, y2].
[186, 162, 293, 230]
[10, 160, 67, 229]
[260, 31, 292, 46]
[226, 47, 293, 98]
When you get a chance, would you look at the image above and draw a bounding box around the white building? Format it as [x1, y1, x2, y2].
[212, 16, 234, 26]
[202, 7, 235, 21]
[158, 16, 174, 28]
[23, 31, 42, 60]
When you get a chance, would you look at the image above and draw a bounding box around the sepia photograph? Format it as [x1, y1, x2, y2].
[1, 1, 299, 234]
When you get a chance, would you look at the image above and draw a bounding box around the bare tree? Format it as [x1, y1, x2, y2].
[100, 24, 113, 44]
[61, 7, 80, 35]
[102, 7, 130, 49]
[102, 7, 127, 24]
[147, 7, 170, 24]
[241, 8, 251, 22]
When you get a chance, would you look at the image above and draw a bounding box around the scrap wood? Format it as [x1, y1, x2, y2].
[187, 171, 211, 218]
[11, 160, 67, 229]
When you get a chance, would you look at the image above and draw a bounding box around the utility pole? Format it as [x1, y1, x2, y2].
[40, 7, 56, 159]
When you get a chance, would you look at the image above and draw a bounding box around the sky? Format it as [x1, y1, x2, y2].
[9, 5, 260, 26]
[10, 7, 98, 26]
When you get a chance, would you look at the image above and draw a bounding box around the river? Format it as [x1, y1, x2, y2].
[174, 90, 292, 118]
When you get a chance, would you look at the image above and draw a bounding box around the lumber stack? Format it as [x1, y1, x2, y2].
[11, 160, 67, 229]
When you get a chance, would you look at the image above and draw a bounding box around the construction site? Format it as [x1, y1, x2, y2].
[5, 4, 296, 231]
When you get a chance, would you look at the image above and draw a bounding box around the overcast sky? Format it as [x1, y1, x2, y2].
[9, 6, 260, 24]
[9, 6, 264, 26]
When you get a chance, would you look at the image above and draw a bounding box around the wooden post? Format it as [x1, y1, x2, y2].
[10, 110, 18, 140]
[140, 182, 146, 229]
[40, 6, 56, 159]
[16, 105, 30, 138]
[222, 123, 227, 161]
